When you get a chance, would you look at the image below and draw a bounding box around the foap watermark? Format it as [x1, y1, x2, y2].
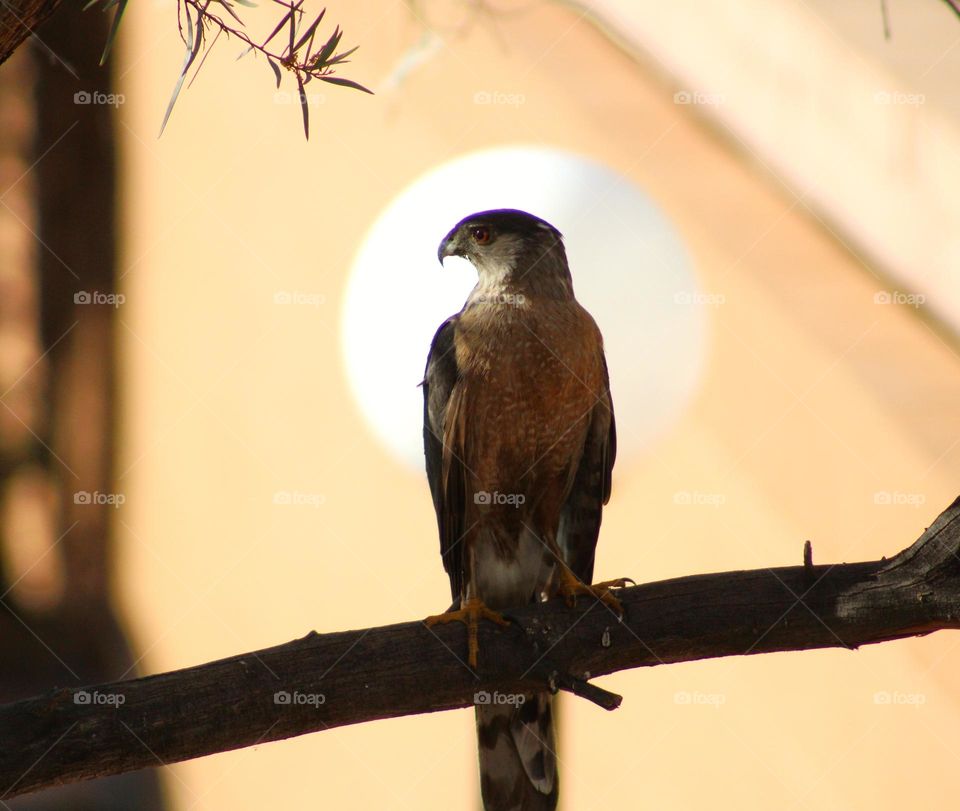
[474, 690, 526, 707]
[474, 491, 525, 508]
[874, 690, 926, 708]
[674, 690, 726, 709]
[474, 292, 526, 307]
[274, 90, 326, 106]
[273, 490, 325, 508]
[74, 689, 126, 707]
[273, 290, 325, 307]
[74, 90, 125, 107]
[874, 491, 925, 508]
[873, 290, 924, 308]
[673, 90, 725, 107]
[74, 490, 126, 508]
[274, 690, 326, 707]
[673, 290, 725, 307]
[673, 490, 726, 508]
[473, 90, 525, 107]
[75, 290, 125, 308]
[873, 90, 925, 107]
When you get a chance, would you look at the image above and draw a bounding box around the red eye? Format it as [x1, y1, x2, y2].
[471, 226, 491, 245]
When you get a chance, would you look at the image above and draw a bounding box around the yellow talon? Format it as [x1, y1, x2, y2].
[555, 569, 630, 616]
[425, 598, 510, 668]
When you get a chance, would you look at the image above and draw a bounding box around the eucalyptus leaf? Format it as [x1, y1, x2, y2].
[268, 58, 282, 88]
[297, 75, 309, 139]
[294, 9, 325, 54]
[287, 0, 299, 56]
[213, 0, 244, 26]
[313, 26, 342, 68]
[159, 9, 204, 136]
[262, 6, 294, 49]
[99, 0, 128, 66]
[325, 44, 357, 66]
[319, 74, 373, 94]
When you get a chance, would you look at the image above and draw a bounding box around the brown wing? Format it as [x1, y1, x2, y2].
[557, 353, 616, 585]
[422, 317, 466, 603]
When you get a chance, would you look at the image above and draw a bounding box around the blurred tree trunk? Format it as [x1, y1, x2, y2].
[0, 6, 166, 809]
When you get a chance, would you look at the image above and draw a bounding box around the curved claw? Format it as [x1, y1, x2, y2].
[555, 570, 630, 617]
[593, 577, 635, 590]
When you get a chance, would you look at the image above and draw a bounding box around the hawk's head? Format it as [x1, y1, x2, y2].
[438, 209, 572, 299]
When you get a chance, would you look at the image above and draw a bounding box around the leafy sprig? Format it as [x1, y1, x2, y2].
[90, 0, 372, 138]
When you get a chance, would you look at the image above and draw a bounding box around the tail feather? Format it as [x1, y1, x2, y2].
[477, 692, 558, 811]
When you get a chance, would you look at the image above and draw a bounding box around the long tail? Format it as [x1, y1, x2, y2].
[476, 691, 558, 811]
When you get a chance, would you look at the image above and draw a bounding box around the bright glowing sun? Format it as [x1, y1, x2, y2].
[341, 146, 707, 472]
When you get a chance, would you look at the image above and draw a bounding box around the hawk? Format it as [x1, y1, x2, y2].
[422, 209, 621, 811]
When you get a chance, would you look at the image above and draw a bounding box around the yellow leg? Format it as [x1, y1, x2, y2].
[555, 568, 630, 616]
[424, 598, 510, 668]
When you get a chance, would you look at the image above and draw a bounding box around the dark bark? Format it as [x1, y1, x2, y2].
[0, 0, 62, 68]
[1, 496, 959, 801]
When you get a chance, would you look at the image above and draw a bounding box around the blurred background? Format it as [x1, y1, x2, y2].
[2, 0, 960, 808]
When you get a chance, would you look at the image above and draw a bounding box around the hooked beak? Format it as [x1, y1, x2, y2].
[437, 227, 463, 265]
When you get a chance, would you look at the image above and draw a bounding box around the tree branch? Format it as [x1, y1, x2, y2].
[3, 496, 960, 800]
[0, 0, 62, 67]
